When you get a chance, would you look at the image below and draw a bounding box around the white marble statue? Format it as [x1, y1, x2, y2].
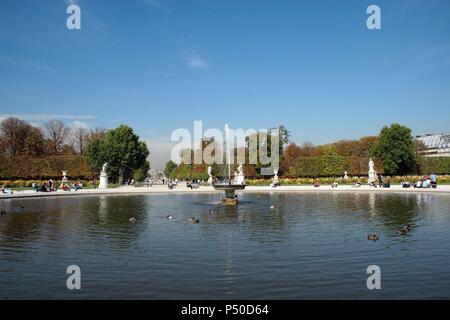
[368, 158, 376, 184]
[62, 170, 68, 183]
[236, 163, 245, 185]
[273, 168, 279, 183]
[344, 171, 349, 180]
[101, 163, 108, 175]
[99, 162, 108, 189]
[207, 165, 213, 184]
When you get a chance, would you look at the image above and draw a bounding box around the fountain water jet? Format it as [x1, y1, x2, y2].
[212, 124, 245, 205]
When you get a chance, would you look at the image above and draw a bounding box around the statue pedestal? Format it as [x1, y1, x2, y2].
[99, 174, 108, 189]
[236, 173, 245, 185]
[368, 170, 376, 183]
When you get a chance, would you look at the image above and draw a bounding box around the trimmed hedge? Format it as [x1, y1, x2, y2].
[0, 155, 95, 180]
[419, 157, 450, 175]
[247, 175, 450, 186]
[285, 156, 384, 177]
[0, 179, 99, 188]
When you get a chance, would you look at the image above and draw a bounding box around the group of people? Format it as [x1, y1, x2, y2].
[402, 174, 437, 189]
[186, 179, 200, 189]
[123, 178, 136, 186]
[33, 180, 83, 192]
[366, 175, 391, 188]
[0, 185, 14, 194]
[168, 179, 178, 190]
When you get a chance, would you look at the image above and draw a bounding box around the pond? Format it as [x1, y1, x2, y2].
[1, 192, 449, 299]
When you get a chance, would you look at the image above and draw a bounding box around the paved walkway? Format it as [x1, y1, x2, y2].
[1, 184, 450, 199]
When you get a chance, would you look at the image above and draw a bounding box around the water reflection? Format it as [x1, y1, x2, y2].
[1, 192, 450, 299]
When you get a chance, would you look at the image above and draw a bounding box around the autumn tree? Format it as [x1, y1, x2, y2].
[0, 117, 33, 156]
[44, 120, 70, 154]
[71, 125, 89, 155]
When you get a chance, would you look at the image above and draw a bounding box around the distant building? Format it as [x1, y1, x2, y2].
[416, 134, 450, 157]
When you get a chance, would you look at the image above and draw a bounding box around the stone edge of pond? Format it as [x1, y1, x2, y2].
[2, 185, 450, 200]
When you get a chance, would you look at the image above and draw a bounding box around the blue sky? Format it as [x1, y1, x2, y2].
[1, 0, 450, 168]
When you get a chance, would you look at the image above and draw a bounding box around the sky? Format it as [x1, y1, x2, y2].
[1, 0, 450, 169]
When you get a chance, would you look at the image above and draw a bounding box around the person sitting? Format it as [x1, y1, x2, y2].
[353, 181, 362, 188]
[71, 183, 81, 191]
[314, 181, 320, 187]
[41, 183, 49, 192]
[430, 174, 437, 189]
[2, 187, 13, 194]
[415, 180, 422, 188]
[331, 182, 338, 188]
[402, 181, 410, 188]
[378, 174, 383, 188]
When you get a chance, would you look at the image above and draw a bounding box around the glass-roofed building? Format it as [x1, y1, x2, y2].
[416, 133, 450, 157]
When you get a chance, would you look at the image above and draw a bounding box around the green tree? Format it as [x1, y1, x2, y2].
[246, 124, 290, 175]
[86, 125, 149, 182]
[133, 168, 146, 182]
[371, 124, 418, 175]
[163, 160, 178, 178]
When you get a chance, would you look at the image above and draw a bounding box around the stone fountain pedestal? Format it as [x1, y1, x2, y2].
[213, 183, 245, 205]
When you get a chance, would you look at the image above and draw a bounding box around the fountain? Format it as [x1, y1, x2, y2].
[212, 124, 245, 205]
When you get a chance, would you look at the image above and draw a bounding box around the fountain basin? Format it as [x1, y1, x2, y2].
[212, 183, 245, 205]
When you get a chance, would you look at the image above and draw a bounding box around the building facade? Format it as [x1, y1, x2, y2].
[416, 134, 450, 157]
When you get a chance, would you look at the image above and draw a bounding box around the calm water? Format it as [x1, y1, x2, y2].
[1, 192, 450, 299]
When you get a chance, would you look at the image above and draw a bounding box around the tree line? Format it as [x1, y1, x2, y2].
[164, 123, 450, 179]
[0, 117, 149, 182]
[0, 117, 106, 157]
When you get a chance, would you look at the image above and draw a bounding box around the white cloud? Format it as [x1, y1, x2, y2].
[65, 0, 79, 5]
[181, 48, 209, 69]
[0, 56, 55, 72]
[142, 0, 167, 10]
[71, 120, 89, 129]
[0, 114, 96, 122]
